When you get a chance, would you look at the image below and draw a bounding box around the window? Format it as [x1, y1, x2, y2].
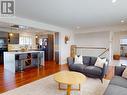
[120, 39, 127, 45]
[19, 36, 32, 45]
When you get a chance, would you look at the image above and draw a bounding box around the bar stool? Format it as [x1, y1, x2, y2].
[38, 52, 44, 66]
[16, 54, 28, 72]
[32, 52, 43, 68]
[31, 53, 39, 67]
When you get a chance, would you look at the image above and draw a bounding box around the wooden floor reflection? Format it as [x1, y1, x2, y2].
[0, 60, 115, 94]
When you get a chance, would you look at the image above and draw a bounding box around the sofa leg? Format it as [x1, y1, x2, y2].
[100, 78, 103, 83]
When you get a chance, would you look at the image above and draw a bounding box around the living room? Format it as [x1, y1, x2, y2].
[0, 0, 127, 95]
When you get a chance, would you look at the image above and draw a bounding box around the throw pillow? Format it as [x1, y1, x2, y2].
[95, 57, 106, 68]
[74, 55, 83, 64]
[122, 68, 127, 79]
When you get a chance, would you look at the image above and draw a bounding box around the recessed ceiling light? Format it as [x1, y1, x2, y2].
[112, 0, 117, 3]
[76, 26, 80, 29]
[121, 20, 124, 23]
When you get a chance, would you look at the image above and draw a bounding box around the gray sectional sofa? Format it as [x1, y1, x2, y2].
[104, 66, 127, 95]
[67, 56, 109, 82]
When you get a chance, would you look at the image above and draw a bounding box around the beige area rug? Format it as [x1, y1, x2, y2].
[1, 74, 110, 95]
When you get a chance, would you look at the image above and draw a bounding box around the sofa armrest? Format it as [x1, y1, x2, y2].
[67, 57, 74, 65]
[115, 66, 126, 76]
[101, 63, 108, 77]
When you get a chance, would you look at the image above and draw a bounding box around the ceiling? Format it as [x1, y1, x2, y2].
[0, 22, 52, 34]
[15, 0, 127, 31]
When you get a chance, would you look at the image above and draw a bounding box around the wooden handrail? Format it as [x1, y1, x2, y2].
[76, 47, 106, 50]
[70, 45, 109, 58]
[98, 48, 109, 57]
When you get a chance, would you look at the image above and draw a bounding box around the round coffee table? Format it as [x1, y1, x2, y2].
[54, 71, 86, 95]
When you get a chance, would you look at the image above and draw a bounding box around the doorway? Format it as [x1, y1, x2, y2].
[38, 34, 54, 61]
[38, 32, 60, 64]
[120, 38, 127, 58]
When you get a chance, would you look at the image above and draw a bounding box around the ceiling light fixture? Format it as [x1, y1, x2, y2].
[11, 25, 29, 29]
[35, 35, 38, 38]
[112, 0, 117, 3]
[121, 20, 124, 23]
[76, 26, 80, 29]
[9, 33, 13, 36]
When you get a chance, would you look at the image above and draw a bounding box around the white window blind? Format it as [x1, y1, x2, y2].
[19, 36, 32, 45]
[120, 39, 127, 44]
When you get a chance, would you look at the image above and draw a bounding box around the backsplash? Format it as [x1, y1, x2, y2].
[8, 44, 37, 51]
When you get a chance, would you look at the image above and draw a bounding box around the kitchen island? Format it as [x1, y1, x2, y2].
[4, 51, 44, 73]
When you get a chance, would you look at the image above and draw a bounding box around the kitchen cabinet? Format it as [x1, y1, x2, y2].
[8, 33, 19, 44]
[4, 51, 44, 73]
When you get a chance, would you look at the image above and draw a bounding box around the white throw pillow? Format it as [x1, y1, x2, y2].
[95, 57, 106, 68]
[122, 68, 127, 79]
[74, 55, 83, 64]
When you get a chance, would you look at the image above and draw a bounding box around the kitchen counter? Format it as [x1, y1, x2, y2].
[6, 51, 43, 54]
[4, 51, 44, 73]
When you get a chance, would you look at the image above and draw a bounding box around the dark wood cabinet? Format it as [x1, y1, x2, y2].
[47, 34, 54, 61]
[55, 51, 59, 64]
[8, 33, 19, 44]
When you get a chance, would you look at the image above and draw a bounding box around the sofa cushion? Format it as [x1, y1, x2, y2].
[83, 56, 91, 65]
[122, 67, 127, 79]
[74, 55, 83, 64]
[83, 66, 102, 76]
[104, 84, 127, 95]
[110, 76, 127, 88]
[115, 66, 126, 76]
[69, 64, 87, 73]
[95, 57, 106, 68]
[90, 57, 97, 65]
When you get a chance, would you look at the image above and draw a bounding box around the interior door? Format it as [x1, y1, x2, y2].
[47, 34, 54, 61]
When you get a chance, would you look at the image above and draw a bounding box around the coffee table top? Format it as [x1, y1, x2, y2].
[54, 71, 86, 85]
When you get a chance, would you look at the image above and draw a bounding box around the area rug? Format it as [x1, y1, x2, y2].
[1, 74, 110, 95]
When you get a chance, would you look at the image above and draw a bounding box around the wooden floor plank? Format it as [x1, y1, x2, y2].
[0, 61, 113, 94]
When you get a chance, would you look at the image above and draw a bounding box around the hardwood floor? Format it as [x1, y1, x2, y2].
[0, 61, 114, 94]
[0, 61, 68, 93]
[104, 66, 114, 80]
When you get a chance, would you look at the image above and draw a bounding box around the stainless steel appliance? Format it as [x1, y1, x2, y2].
[0, 38, 8, 64]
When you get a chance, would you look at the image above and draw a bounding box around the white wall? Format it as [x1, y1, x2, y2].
[74, 31, 127, 60]
[59, 30, 74, 64]
[74, 32, 110, 47]
[74, 32, 110, 57]
[112, 32, 120, 54]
